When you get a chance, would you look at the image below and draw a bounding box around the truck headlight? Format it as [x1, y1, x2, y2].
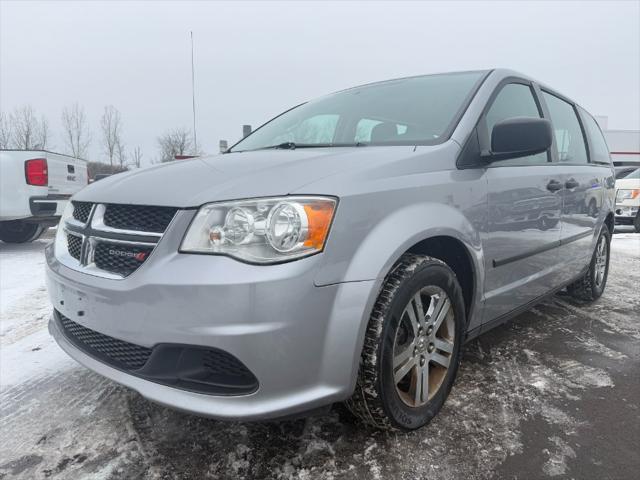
[616, 189, 640, 202]
[180, 196, 337, 264]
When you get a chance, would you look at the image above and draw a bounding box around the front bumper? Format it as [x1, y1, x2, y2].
[45, 238, 376, 420]
[614, 203, 639, 223]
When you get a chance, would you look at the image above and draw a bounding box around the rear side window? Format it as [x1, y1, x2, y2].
[578, 107, 611, 165]
[542, 92, 588, 164]
[485, 83, 547, 166]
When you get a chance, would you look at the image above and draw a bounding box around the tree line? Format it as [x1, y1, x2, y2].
[0, 104, 198, 169]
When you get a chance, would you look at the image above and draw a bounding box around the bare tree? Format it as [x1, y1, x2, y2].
[62, 103, 91, 158]
[11, 105, 49, 149]
[157, 128, 194, 163]
[116, 139, 126, 167]
[39, 116, 49, 149]
[0, 112, 12, 149]
[100, 105, 122, 166]
[131, 146, 143, 168]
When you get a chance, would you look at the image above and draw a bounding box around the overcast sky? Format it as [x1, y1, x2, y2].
[1, 0, 639, 165]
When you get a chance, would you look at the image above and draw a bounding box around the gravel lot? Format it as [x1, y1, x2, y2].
[1, 228, 638, 480]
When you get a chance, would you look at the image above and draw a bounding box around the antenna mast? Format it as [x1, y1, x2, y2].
[190, 31, 197, 152]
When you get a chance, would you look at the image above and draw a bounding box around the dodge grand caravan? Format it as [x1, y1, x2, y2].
[46, 69, 615, 431]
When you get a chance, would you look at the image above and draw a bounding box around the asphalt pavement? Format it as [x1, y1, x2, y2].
[1, 228, 638, 480]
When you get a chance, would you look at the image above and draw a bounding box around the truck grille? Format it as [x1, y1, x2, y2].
[58, 311, 151, 370]
[103, 204, 178, 233]
[67, 234, 82, 260]
[72, 201, 93, 223]
[94, 242, 155, 277]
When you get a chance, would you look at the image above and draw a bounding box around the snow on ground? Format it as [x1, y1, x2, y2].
[611, 229, 640, 255]
[0, 230, 75, 387]
[0, 228, 638, 479]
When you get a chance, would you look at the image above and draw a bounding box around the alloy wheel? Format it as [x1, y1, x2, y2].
[594, 234, 607, 287]
[392, 286, 455, 407]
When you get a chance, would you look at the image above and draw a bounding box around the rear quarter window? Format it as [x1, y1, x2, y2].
[578, 107, 612, 165]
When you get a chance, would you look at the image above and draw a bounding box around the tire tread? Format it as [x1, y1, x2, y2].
[345, 253, 449, 430]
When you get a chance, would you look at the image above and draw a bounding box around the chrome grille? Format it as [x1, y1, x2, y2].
[67, 234, 82, 260]
[103, 204, 178, 234]
[59, 202, 178, 278]
[93, 241, 155, 277]
[72, 201, 93, 223]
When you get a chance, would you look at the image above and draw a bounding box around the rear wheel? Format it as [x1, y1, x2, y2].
[567, 227, 610, 301]
[345, 254, 466, 431]
[0, 221, 45, 243]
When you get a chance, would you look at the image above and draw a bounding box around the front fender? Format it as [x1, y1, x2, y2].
[314, 200, 486, 316]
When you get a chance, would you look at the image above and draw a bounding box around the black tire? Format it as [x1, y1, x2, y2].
[345, 254, 466, 431]
[634, 213, 640, 233]
[0, 221, 45, 243]
[566, 227, 611, 301]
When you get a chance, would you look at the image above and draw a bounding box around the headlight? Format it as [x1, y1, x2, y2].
[180, 196, 337, 263]
[616, 189, 640, 202]
[54, 201, 74, 256]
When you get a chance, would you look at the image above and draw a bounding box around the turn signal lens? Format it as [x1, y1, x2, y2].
[303, 202, 335, 249]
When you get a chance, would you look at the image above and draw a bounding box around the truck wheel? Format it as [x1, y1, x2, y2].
[567, 227, 610, 301]
[634, 213, 640, 233]
[345, 254, 466, 431]
[0, 221, 45, 243]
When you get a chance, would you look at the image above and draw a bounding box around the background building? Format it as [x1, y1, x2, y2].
[596, 116, 640, 168]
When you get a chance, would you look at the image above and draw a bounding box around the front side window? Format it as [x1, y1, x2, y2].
[230, 71, 486, 152]
[578, 107, 611, 164]
[484, 83, 547, 166]
[542, 92, 588, 164]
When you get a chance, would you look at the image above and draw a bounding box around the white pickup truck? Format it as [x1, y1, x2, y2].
[0, 150, 88, 243]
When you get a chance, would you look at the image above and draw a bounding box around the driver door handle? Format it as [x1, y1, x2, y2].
[565, 178, 579, 189]
[546, 179, 563, 192]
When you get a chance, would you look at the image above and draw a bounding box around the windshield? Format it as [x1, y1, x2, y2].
[624, 168, 640, 179]
[230, 71, 486, 152]
[615, 168, 636, 179]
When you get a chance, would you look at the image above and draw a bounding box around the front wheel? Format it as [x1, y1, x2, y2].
[0, 221, 45, 243]
[634, 213, 640, 233]
[566, 227, 611, 301]
[345, 254, 466, 431]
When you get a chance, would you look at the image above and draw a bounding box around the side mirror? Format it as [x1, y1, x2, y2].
[483, 117, 552, 162]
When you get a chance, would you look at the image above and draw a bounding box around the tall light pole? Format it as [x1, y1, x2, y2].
[190, 31, 197, 152]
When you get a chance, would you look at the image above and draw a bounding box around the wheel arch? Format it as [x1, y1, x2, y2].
[326, 202, 486, 329]
[604, 211, 614, 235]
[405, 235, 477, 322]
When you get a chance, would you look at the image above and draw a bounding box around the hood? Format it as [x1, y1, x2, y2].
[74, 146, 426, 207]
[615, 177, 640, 189]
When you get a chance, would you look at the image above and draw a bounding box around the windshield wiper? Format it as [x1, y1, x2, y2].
[230, 142, 366, 153]
[257, 142, 366, 151]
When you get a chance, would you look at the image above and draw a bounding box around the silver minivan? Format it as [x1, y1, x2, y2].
[46, 69, 615, 431]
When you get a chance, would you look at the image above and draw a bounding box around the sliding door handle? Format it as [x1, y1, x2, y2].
[565, 178, 579, 189]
